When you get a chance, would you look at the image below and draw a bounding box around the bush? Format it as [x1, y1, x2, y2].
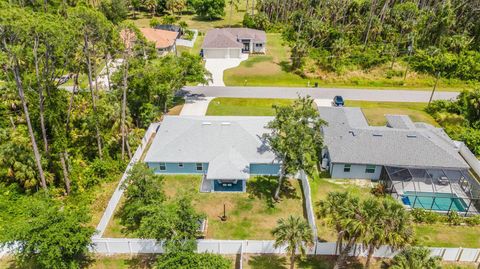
[465, 215, 480, 226]
[411, 208, 445, 224]
[242, 13, 270, 30]
[447, 210, 462, 225]
[370, 183, 387, 197]
[149, 18, 160, 28]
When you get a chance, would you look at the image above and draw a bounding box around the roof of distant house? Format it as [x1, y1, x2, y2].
[144, 116, 278, 179]
[140, 28, 178, 49]
[202, 28, 266, 49]
[318, 107, 469, 169]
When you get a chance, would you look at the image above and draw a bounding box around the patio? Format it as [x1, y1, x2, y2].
[380, 166, 480, 215]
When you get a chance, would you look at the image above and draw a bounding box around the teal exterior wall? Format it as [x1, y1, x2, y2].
[250, 163, 281, 175]
[147, 162, 208, 174]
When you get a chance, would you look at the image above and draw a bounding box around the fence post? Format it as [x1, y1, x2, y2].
[105, 241, 110, 254]
[440, 248, 446, 260]
[456, 247, 463, 262]
[128, 240, 132, 254]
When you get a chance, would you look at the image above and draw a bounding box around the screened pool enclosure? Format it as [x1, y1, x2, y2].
[380, 166, 480, 216]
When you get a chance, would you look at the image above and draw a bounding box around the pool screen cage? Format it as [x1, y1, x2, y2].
[380, 166, 480, 216]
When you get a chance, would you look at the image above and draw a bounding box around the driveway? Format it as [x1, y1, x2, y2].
[204, 54, 248, 86]
[180, 96, 214, 116]
[314, 99, 333, 107]
[183, 86, 459, 102]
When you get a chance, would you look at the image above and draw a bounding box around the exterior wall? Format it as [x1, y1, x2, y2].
[252, 42, 266, 53]
[250, 163, 281, 175]
[330, 163, 382, 180]
[147, 162, 208, 174]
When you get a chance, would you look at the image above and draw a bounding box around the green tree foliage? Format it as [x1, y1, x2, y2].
[0, 189, 94, 268]
[122, 52, 209, 127]
[120, 164, 205, 241]
[388, 247, 441, 269]
[271, 215, 313, 269]
[427, 89, 480, 155]
[99, 0, 129, 24]
[191, 0, 225, 20]
[264, 96, 325, 200]
[156, 241, 231, 269]
[257, 0, 480, 76]
[317, 192, 413, 269]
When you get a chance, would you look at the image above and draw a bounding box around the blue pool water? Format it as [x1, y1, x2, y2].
[213, 180, 243, 192]
[401, 191, 468, 212]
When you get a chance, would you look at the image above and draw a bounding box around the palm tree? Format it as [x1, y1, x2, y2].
[271, 215, 313, 269]
[389, 247, 441, 269]
[143, 0, 157, 17]
[362, 198, 414, 269]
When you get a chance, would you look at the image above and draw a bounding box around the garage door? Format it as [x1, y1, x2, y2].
[204, 49, 227, 58]
[204, 48, 241, 59]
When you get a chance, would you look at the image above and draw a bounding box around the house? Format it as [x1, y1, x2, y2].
[201, 28, 266, 59]
[140, 28, 179, 55]
[318, 107, 470, 180]
[143, 116, 280, 192]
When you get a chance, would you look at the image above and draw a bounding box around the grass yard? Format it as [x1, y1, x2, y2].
[88, 179, 122, 228]
[414, 224, 480, 248]
[104, 174, 306, 240]
[129, 0, 249, 32]
[206, 97, 293, 116]
[223, 34, 474, 91]
[206, 97, 437, 127]
[346, 100, 438, 126]
[177, 34, 204, 56]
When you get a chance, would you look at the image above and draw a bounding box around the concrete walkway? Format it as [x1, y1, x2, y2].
[180, 96, 214, 116]
[204, 54, 248, 86]
[184, 86, 459, 102]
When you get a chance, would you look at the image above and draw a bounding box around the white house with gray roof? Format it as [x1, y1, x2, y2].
[201, 28, 266, 59]
[319, 107, 470, 180]
[144, 116, 280, 192]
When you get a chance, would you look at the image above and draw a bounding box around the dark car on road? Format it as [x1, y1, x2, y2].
[333, 95, 344, 106]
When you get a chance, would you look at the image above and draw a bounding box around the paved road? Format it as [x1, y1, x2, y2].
[183, 86, 460, 102]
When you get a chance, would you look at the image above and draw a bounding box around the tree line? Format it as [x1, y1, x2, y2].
[0, 0, 208, 267]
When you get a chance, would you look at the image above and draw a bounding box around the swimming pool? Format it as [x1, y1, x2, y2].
[401, 191, 468, 212]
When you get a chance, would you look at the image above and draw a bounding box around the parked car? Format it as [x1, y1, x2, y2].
[333, 95, 344, 106]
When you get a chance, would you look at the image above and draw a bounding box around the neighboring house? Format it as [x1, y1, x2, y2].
[318, 107, 470, 180]
[201, 28, 266, 59]
[154, 24, 181, 34]
[143, 116, 280, 192]
[140, 28, 179, 55]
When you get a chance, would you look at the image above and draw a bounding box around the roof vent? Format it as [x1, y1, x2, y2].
[372, 133, 383, 137]
[348, 130, 356, 136]
[407, 134, 417, 138]
[221, 122, 231, 126]
[202, 122, 212, 125]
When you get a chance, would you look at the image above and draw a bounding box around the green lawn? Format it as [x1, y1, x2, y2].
[129, 0, 249, 32]
[414, 224, 480, 248]
[223, 34, 474, 91]
[206, 97, 437, 127]
[346, 100, 438, 126]
[105, 174, 306, 240]
[206, 97, 294, 116]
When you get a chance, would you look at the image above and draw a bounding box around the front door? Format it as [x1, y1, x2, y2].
[242, 42, 250, 53]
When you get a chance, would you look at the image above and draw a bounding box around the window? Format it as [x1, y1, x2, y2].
[343, 164, 351, 173]
[159, 162, 166, 171]
[365, 165, 376, 174]
[196, 163, 203, 171]
[178, 163, 184, 168]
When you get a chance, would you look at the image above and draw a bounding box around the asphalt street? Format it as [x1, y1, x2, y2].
[183, 86, 459, 102]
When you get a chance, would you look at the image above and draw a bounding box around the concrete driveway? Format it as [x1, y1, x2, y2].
[204, 54, 248, 86]
[180, 96, 214, 116]
[314, 99, 333, 107]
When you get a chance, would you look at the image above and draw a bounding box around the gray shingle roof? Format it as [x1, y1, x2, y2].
[202, 28, 266, 49]
[319, 107, 469, 169]
[144, 116, 278, 177]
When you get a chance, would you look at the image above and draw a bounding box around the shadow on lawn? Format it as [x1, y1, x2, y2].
[248, 254, 369, 269]
[247, 176, 299, 208]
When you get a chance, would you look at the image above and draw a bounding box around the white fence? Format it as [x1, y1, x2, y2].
[94, 122, 161, 238]
[91, 238, 480, 263]
[298, 171, 318, 241]
[176, 29, 198, 48]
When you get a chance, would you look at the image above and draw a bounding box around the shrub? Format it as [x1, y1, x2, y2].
[370, 183, 387, 197]
[149, 18, 160, 28]
[447, 210, 462, 225]
[411, 208, 444, 224]
[465, 215, 480, 226]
